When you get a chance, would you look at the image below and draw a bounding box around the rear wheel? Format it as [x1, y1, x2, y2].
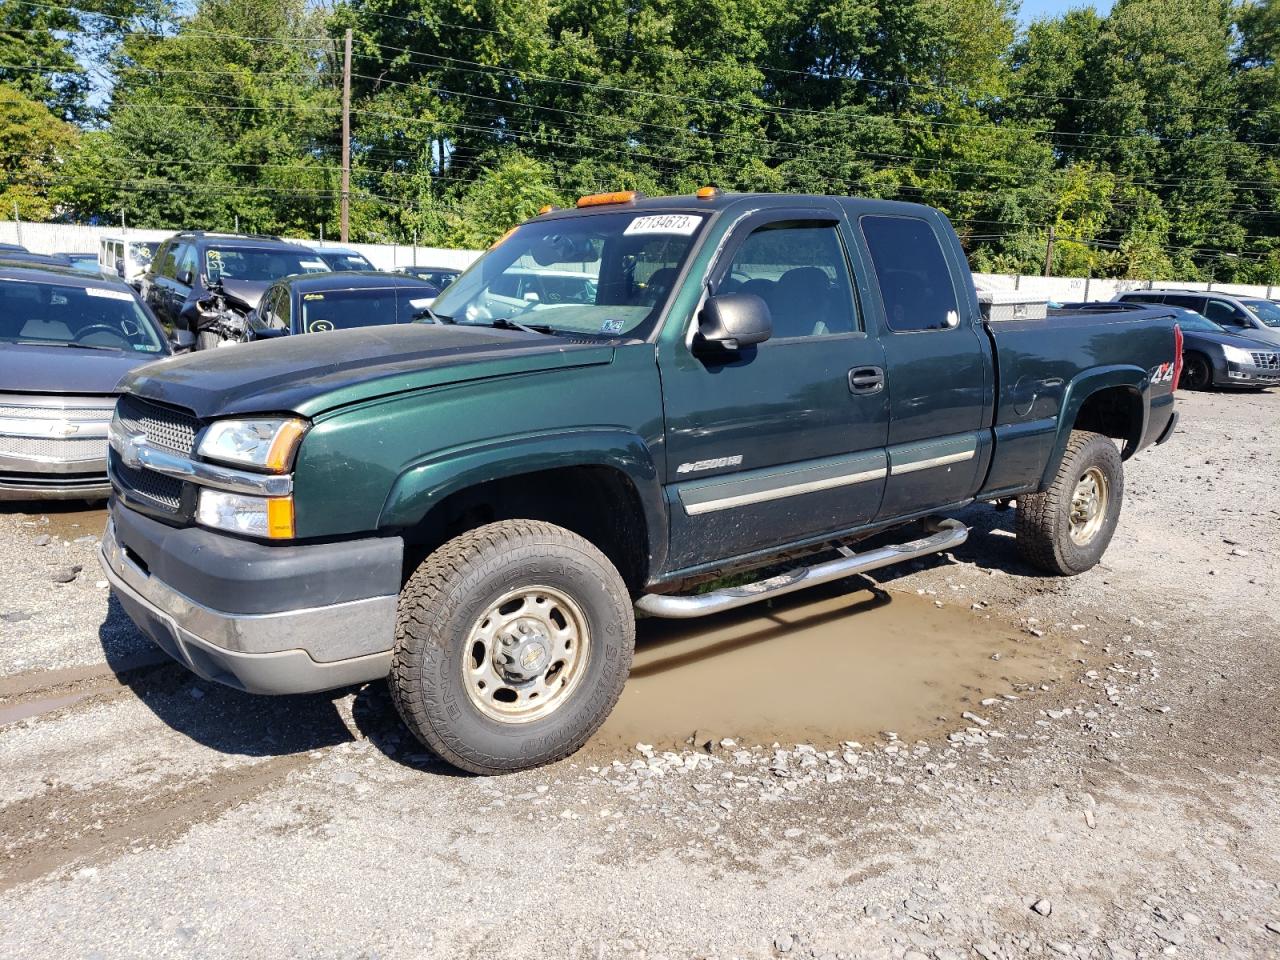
[1016, 430, 1123, 576]
[1182, 353, 1213, 391]
[391, 520, 634, 774]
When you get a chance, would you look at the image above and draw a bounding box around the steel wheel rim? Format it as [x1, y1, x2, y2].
[462, 585, 590, 724]
[1068, 466, 1109, 545]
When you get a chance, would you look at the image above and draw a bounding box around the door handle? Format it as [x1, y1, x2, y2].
[848, 366, 885, 395]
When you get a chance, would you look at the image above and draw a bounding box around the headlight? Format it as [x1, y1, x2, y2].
[197, 489, 294, 539]
[1222, 344, 1255, 366]
[197, 418, 307, 472]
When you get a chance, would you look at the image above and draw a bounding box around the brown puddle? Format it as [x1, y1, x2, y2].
[0, 690, 98, 726]
[5, 503, 109, 541]
[594, 582, 1068, 751]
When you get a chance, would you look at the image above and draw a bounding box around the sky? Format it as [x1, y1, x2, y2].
[1018, 0, 1114, 24]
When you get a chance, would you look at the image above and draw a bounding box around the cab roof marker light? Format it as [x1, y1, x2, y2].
[576, 190, 640, 208]
[537, 204, 560, 215]
[696, 186, 721, 199]
[490, 226, 518, 248]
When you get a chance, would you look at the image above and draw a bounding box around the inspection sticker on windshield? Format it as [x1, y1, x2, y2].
[599, 318, 625, 335]
[85, 287, 134, 302]
[624, 214, 702, 236]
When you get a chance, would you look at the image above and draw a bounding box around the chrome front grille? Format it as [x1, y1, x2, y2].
[114, 395, 200, 456]
[109, 395, 201, 515]
[0, 393, 115, 466]
[1249, 351, 1279, 370]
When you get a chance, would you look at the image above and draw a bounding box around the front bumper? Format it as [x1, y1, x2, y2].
[1220, 363, 1280, 387]
[100, 505, 403, 695]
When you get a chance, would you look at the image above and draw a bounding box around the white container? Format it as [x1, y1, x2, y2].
[976, 289, 1048, 322]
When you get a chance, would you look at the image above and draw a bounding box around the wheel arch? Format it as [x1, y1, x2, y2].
[1040, 367, 1147, 490]
[379, 430, 665, 594]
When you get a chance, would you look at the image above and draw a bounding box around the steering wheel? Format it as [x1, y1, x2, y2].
[74, 324, 131, 346]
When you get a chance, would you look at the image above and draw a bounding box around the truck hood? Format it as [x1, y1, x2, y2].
[217, 278, 268, 312]
[121, 324, 616, 418]
[0, 343, 163, 395]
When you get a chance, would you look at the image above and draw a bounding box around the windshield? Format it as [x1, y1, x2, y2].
[1171, 311, 1224, 333]
[131, 241, 157, 265]
[300, 287, 403, 333]
[0, 279, 166, 354]
[431, 210, 707, 337]
[322, 253, 376, 272]
[1241, 299, 1280, 327]
[206, 247, 328, 283]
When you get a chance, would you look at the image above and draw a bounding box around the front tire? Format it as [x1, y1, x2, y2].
[1016, 430, 1123, 576]
[1182, 353, 1213, 391]
[391, 520, 635, 774]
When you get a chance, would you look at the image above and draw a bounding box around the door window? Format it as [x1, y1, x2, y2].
[718, 222, 857, 338]
[154, 242, 177, 279]
[1204, 299, 1247, 324]
[173, 244, 196, 287]
[860, 216, 961, 332]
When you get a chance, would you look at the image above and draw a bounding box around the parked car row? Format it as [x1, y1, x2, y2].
[1, 229, 469, 498]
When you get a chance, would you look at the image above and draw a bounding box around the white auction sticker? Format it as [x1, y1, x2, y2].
[84, 287, 135, 302]
[623, 214, 703, 236]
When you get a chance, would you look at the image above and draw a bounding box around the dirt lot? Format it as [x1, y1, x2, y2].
[1, 389, 1278, 960]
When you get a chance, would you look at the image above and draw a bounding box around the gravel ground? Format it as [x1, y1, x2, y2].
[1, 388, 1278, 960]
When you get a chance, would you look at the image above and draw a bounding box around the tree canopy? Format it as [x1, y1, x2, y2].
[3, 0, 1278, 282]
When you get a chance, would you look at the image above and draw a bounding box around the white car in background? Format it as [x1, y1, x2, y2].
[98, 237, 159, 290]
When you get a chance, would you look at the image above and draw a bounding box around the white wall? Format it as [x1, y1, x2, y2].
[0, 221, 482, 273]
[972, 272, 1279, 302]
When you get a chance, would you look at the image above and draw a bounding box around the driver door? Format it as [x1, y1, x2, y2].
[657, 205, 890, 571]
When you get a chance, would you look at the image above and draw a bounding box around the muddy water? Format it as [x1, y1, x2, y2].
[3, 503, 109, 540]
[595, 583, 1066, 750]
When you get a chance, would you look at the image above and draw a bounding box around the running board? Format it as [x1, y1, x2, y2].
[635, 517, 969, 619]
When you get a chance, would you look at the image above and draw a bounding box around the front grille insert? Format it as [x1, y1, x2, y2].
[0, 436, 105, 462]
[1249, 351, 1279, 370]
[111, 457, 184, 511]
[114, 395, 200, 456]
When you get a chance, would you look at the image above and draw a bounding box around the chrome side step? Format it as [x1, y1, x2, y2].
[635, 517, 969, 619]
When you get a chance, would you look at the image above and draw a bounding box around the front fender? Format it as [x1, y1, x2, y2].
[378, 428, 669, 572]
[1040, 365, 1148, 490]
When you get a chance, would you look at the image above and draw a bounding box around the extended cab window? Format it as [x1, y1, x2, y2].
[861, 216, 960, 332]
[719, 223, 856, 338]
[430, 211, 706, 338]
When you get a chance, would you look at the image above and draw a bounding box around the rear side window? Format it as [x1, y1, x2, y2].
[299, 287, 400, 333]
[860, 216, 960, 332]
[1122, 293, 1165, 304]
[1163, 294, 1205, 311]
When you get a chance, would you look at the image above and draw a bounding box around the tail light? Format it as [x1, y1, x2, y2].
[1171, 324, 1184, 391]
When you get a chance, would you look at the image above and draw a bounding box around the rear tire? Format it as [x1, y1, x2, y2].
[1016, 430, 1123, 576]
[391, 520, 635, 774]
[1182, 353, 1213, 391]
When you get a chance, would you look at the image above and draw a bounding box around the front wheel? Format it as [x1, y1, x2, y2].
[1016, 430, 1124, 576]
[391, 520, 635, 774]
[1182, 353, 1213, 391]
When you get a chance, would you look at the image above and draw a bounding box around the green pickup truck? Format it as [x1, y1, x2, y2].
[100, 190, 1181, 773]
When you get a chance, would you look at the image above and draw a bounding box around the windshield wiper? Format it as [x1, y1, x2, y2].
[411, 306, 454, 324]
[483, 317, 556, 336]
[12, 339, 122, 352]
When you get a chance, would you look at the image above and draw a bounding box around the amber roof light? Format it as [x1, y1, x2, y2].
[696, 186, 721, 199]
[576, 190, 639, 208]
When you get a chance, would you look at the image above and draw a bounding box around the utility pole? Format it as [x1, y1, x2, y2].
[1042, 225, 1056, 277]
[341, 27, 352, 243]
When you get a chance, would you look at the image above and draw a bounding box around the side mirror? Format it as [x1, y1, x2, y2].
[696, 292, 772, 352]
[177, 269, 193, 287]
[171, 329, 196, 354]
